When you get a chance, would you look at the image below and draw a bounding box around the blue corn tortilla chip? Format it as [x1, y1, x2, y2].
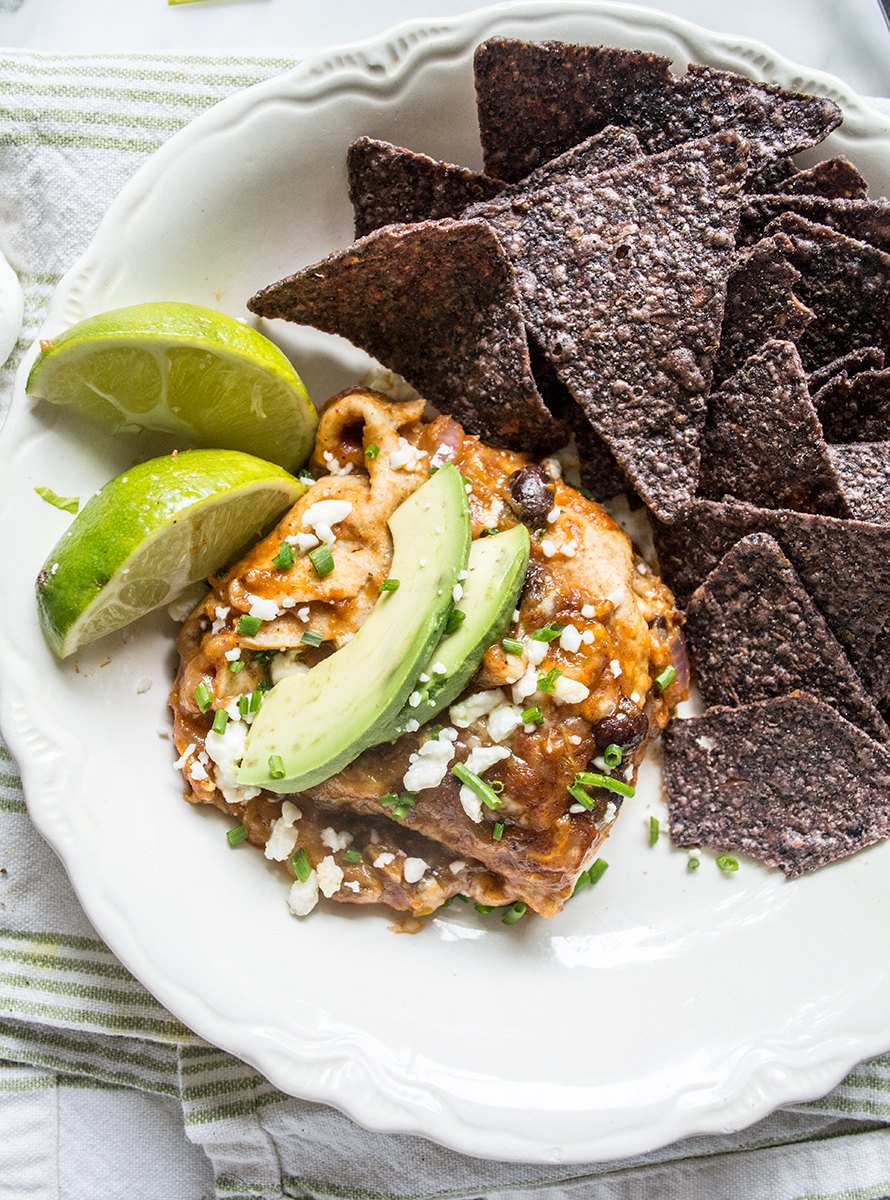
[813, 366, 890, 443]
[247, 217, 568, 452]
[652, 498, 890, 669]
[713, 232, 813, 386]
[700, 340, 848, 516]
[663, 694, 890, 876]
[347, 138, 505, 239]
[741, 195, 890, 253]
[827, 443, 890, 523]
[685, 533, 889, 742]
[809, 346, 885, 396]
[780, 157, 869, 200]
[473, 39, 840, 183]
[471, 133, 748, 521]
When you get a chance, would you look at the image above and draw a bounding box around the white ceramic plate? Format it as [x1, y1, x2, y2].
[3, 0, 890, 1166]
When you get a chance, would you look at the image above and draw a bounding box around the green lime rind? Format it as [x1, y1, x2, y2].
[26, 302, 318, 472]
[35, 448, 305, 658]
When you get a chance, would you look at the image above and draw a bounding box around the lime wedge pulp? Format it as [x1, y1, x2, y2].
[26, 302, 318, 472]
[35, 449, 306, 658]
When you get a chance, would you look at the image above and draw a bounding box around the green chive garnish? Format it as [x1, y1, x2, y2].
[342, 849, 362, 864]
[687, 854, 701, 872]
[309, 544, 335, 577]
[574, 771, 635, 798]
[271, 541, 295, 570]
[603, 743, 623, 768]
[484, 526, 500, 536]
[252, 649, 277, 664]
[587, 859, 609, 885]
[531, 621, 566, 643]
[475, 902, 496, 914]
[444, 607, 466, 635]
[290, 848, 312, 883]
[452, 763, 503, 810]
[537, 666, 562, 692]
[501, 901, 527, 925]
[34, 485, 79, 514]
[301, 629, 323, 648]
[521, 705, 544, 725]
[268, 754, 286, 779]
[578, 487, 595, 501]
[649, 816, 660, 846]
[380, 578, 400, 592]
[228, 660, 245, 674]
[380, 792, 398, 807]
[211, 709, 228, 735]
[567, 782, 595, 810]
[380, 792, 416, 820]
[194, 682, 213, 713]
[492, 822, 505, 841]
[716, 855, 739, 872]
[248, 690, 263, 713]
[237, 695, 250, 716]
[502, 637, 524, 655]
[490, 780, 505, 794]
[654, 665, 677, 692]
[298, 469, 315, 484]
[226, 825, 248, 847]
[237, 615, 262, 636]
[365, 443, 380, 459]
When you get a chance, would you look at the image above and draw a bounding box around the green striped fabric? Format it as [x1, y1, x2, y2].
[0, 47, 889, 1200]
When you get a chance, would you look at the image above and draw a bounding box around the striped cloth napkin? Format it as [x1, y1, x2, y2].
[1, 48, 890, 1200]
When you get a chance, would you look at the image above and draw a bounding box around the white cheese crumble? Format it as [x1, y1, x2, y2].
[323, 450, 353, 476]
[487, 703, 523, 743]
[450, 689, 503, 728]
[403, 857, 429, 884]
[568, 734, 583, 746]
[403, 735, 456, 793]
[321, 827, 353, 852]
[569, 803, 587, 814]
[609, 659, 622, 677]
[541, 456, 562, 479]
[302, 499, 352, 545]
[291, 531, 320, 553]
[525, 638, 548, 666]
[317, 855, 344, 897]
[581, 603, 596, 619]
[296, 606, 310, 623]
[205, 721, 261, 806]
[607, 588, 625, 607]
[224, 647, 241, 662]
[636, 561, 649, 575]
[511, 663, 540, 704]
[264, 801, 303, 861]
[188, 761, 209, 782]
[552, 676, 591, 705]
[403, 719, 420, 734]
[173, 743, 196, 770]
[541, 539, 557, 558]
[431, 661, 448, 675]
[630, 691, 641, 704]
[599, 800, 618, 826]
[343, 880, 361, 893]
[430, 442, 455, 468]
[373, 852, 395, 869]
[457, 746, 511, 824]
[452, 583, 463, 602]
[210, 604, 231, 634]
[270, 650, 309, 685]
[449, 860, 467, 874]
[388, 436, 426, 472]
[581, 630, 594, 645]
[408, 691, 422, 708]
[287, 873, 319, 917]
[559, 624, 582, 653]
[561, 540, 578, 558]
[245, 593, 279, 622]
[546, 506, 561, 523]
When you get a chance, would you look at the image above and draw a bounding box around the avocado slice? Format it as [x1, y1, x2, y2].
[237, 463, 470, 793]
[385, 523, 530, 739]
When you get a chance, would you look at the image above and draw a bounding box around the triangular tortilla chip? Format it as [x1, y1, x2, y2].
[809, 346, 885, 395]
[814, 366, 890, 442]
[664, 694, 890, 876]
[699, 339, 849, 516]
[475, 134, 748, 520]
[780, 157, 869, 200]
[686, 533, 889, 742]
[248, 218, 568, 452]
[827, 442, 890, 522]
[347, 138, 505, 239]
[741, 195, 890, 253]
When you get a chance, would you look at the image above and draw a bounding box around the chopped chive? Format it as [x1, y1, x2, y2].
[484, 526, 500, 536]
[531, 621, 566, 643]
[365, 443, 380, 459]
[490, 780, 505, 794]
[603, 743, 623, 768]
[567, 782, 595, 810]
[379, 793, 398, 807]
[381, 792, 416, 820]
[587, 859, 609, 885]
[716, 855, 739, 872]
[237, 615, 262, 636]
[226, 824, 248, 847]
[502, 637, 524, 655]
[380, 578, 400, 592]
[452, 762, 503, 810]
[297, 469, 315, 484]
[290, 847, 312, 883]
[578, 487, 595, 501]
[301, 629, 323, 648]
[501, 901, 527, 925]
[574, 771, 635, 798]
[228, 660, 245, 674]
[252, 649, 277, 664]
[444, 607, 466, 635]
[309, 544, 335, 577]
[271, 541, 295, 570]
[537, 666, 563, 693]
[428, 465, 440, 476]
[34, 485, 79, 514]
[342, 849, 362, 864]
[649, 816, 660, 846]
[257, 676, 273, 693]
[248, 689, 263, 713]
[194, 682, 213, 713]
[687, 855, 701, 872]
[268, 754, 286, 779]
[654, 665, 677, 692]
[521, 705, 544, 725]
[475, 902, 496, 914]
[211, 709, 228, 735]
[492, 822, 505, 841]
[428, 724, 443, 739]
[237, 695, 250, 716]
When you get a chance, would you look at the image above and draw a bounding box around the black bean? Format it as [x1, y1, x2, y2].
[592, 704, 649, 751]
[507, 465, 554, 527]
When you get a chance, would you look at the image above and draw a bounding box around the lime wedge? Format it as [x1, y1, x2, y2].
[26, 302, 317, 471]
[35, 449, 305, 658]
